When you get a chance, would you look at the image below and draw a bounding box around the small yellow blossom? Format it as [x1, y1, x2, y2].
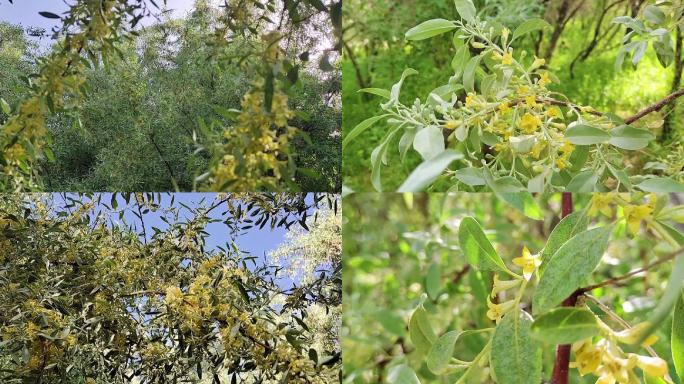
[444, 120, 461, 130]
[559, 140, 575, 154]
[588, 193, 615, 217]
[632, 354, 668, 377]
[519, 113, 542, 133]
[623, 204, 653, 235]
[512, 246, 541, 280]
[532, 56, 546, 69]
[525, 95, 537, 108]
[490, 274, 521, 297]
[465, 93, 477, 108]
[571, 339, 602, 376]
[556, 157, 569, 170]
[502, 50, 514, 65]
[497, 102, 510, 113]
[486, 297, 517, 323]
[545, 107, 562, 119]
[538, 72, 551, 87]
[614, 322, 658, 347]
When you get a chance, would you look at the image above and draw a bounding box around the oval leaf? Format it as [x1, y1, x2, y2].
[427, 331, 462, 374]
[531, 307, 600, 345]
[358, 88, 391, 99]
[533, 226, 613, 314]
[539, 212, 589, 274]
[512, 18, 551, 42]
[398, 150, 463, 192]
[387, 365, 421, 384]
[413, 125, 445, 160]
[672, 289, 684, 381]
[406, 19, 457, 41]
[637, 178, 684, 193]
[458, 217, 508, 273]
[609, 125, 655, 150]
[491, 309, 542, 384]
[565, 124, 611, 145]
[409, 303, 437, 356]
[454, 0, 477, 24]
[565, 170, 598, 193]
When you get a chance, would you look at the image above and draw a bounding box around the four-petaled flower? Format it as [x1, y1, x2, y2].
[588, 193, 615, 217]
[623, 204, 653, 235]
[502, 50, 514, 65]
[512, 246, 541, 280]
[490, 274, 521, 298]
[519, 113, 542, 133]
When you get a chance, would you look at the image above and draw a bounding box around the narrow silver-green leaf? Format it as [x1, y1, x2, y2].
[458, 217, 508, 273]
[539, 211, 589, 274]
[425, 263, 441, 300]
[672, 289, 684, 381]
[427, 331, 462, 374]
[409, 302, 437, 356]
[405, 19, 457, 41]
[343, 115, 388, 149]
[387, 364, 421, 384]
[397, 150, 463, 192]
[454, 0, 477, 24]
[531, 307, 600, 345]
[358, 88, 391, 99]
[608, 125, 655, 150]
[533, 226, 613, 314]
[413, 125, 445, 160]
[491, 309, 542, 384]
[565, 124, 611, 145]
[512, 18, 551, 42]
[637, 177, 684, 193]
[565, 170, 598, 193]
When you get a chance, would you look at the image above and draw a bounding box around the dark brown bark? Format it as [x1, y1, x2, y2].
[343, 39, 370, 91]
[661, 26, 683, 142]
[544, 0, 585, 63]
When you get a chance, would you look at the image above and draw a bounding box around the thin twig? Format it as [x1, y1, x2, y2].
[625, 88, 684, 124]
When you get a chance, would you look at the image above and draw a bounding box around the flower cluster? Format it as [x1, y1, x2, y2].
[208, 86, 296, 191]
[587, 193, 659, 235]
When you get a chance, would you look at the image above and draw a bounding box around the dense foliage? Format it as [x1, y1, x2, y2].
[342, 0, 684, 192]
[343, 192, 684, 384]
[0, 192, 341, 383]
[0, 0, 341, 192]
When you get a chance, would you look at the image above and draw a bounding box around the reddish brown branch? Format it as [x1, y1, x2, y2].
[551, 193, 574, 384]
[625, 88, 684, 124]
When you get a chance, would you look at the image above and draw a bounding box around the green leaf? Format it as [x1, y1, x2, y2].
[463, 55, 482, 93]
[637, 177, 684, 193]
[491, 309, 542, 384]
[533, 226, 613, 314]
[425, 263, 441, 300]
[673, 289, 684, 381]
[539, 212, 589, 274]
[454, 0, 477, 24]
[637, 253, 684, 345]
[387, 365, 421, 384]
[565, 170, 598, 193]
[531, 308, 600, 345]
[454, 168, 486, 186]
[343, 115, 388, 149]
[451, 45, 471, 80]
[458, 217, 508, 273]
[405, 19, 457, 41]
[388, 68, 419, 104]
[608, 125, 655, 150]
[358, 88, 391, 99]
[427, 331, 462, 374]
[409, 300, 437, 356]
[511, 18, 551, 42]
[565, 124, 611, 145]
[397, 150, 463, 192]
[644, 5, 666, 24]
[371, 127, 402, 191]
[483, 169, 543, 220]
[0, 98, 10, 114]
[413, 126, 445, 160]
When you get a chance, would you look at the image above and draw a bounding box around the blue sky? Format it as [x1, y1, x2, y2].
[49, 193, 318, 288]
[0, 0, 199, 47]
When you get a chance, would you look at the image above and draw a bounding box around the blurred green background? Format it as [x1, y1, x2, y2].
[342, 0, 682, 191]
[342, 193, 682, 383]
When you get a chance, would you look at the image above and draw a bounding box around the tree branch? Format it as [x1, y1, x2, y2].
[625, 88, 684, 124]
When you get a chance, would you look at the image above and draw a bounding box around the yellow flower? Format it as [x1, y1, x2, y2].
[545, 107, 562, 119]
[525, 95, 537, 108]
[517, 85, 530, 95]
[559, 140, 575, 154]
[538, 72, 551, 87]
[444, 119, 461, 130]
[556, 157, 569, 170]
[532, 56, 546, 69]
[623, 204, 653, 235]
[631, 354, 668, 377]
[465, 93, 477, 108]
[501, 28, 510, 41]
[571, 339, 602, 376]
[486, 297, 517, 323]
[512, 246, 541, 280]
[497, 102, 510, 113]
[502, 50, 514, 65]
[588, 193, 614, 217]
[519, 113, 542, 134]
[490, 274, 521, 297]
[614, 322, 658, 347]
[165, 286, 184, 308]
